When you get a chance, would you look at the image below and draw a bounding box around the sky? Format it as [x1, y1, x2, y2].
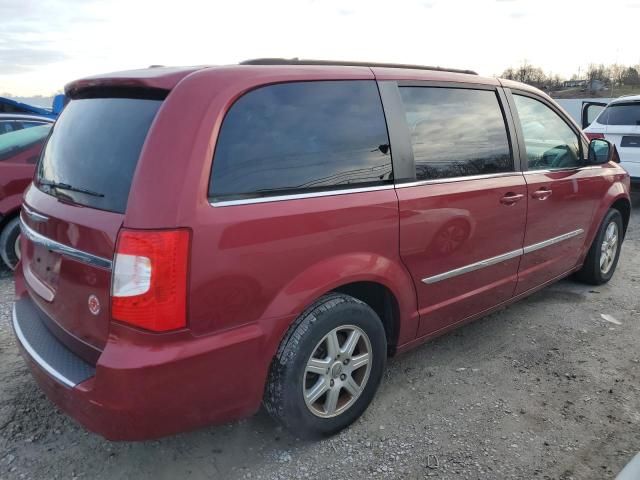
[2, 0, 640, 97]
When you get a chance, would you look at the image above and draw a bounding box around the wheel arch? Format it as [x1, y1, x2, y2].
[261, 253, 419, 367]
[610, 197, 631, 238]
[0, 207, 20, 231]
[0, 208, 21, 269]
[582, 181, 631, 263]
[332, 281, 401, 356]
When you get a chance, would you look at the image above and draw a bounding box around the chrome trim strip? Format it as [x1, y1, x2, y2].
[422, 248, 523, 284]
[211, 172, 523, 206]
[19, 218, 112, 270]
[522, 229, 584, 254]
[421, 228, 585, 284]
[12, 304, 76, 388]
[22, 204, 49, 223]
[523, 167, 599, 175]
[396, 172, 520, 189]
[211, 184, 395, 207]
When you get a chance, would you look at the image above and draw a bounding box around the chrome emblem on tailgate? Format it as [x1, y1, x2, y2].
[88, 295, 101, 315]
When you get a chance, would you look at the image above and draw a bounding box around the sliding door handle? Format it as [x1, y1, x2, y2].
[500, 193, 525, 205]
[532, 188, 552, 200]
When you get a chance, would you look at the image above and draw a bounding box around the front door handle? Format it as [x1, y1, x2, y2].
[500, 192, 525, 205]
[532, 188, 552, 200]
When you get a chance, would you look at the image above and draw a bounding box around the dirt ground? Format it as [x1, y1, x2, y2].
[1, 196, 639, 480]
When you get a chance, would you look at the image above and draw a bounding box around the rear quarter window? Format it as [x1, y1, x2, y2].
[596, 102, 640, 126]
[209, 80, 392, 202]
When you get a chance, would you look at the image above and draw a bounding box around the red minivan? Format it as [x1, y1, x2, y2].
[12, 60, 631, 440]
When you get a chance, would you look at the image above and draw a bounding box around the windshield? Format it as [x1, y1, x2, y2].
[36, 97, 162, 213]
[0, 124, 52, 161]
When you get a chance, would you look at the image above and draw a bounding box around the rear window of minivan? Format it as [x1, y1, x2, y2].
[596, 102, 640, 126]
[209, 80, 392, 202]
[36, 97, 162, 213]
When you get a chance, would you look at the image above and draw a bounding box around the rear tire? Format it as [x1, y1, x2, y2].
[0, 217, 21, 271]
[264, 293, 386, 439]
[575, 209, 623, 285]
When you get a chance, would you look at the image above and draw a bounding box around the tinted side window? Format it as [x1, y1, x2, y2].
[597, 102, 640, 126]
[210, 81, 391, 201]
[0, 124, 51, 161]
[18, 121, 48, 129]
[398, 87, 512, 181]
[513, 94, 581, 170]
[0, 121, 16, 135]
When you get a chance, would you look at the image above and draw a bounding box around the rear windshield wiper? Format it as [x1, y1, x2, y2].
[38, 179, 105, 198]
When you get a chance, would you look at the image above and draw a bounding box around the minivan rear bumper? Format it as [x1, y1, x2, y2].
[12, 295, 267, 440]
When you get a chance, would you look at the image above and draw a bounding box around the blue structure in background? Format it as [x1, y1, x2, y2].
[0, 94, 66, 119]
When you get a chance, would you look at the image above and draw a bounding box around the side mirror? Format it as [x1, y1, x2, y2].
[588, 138, 620, 165]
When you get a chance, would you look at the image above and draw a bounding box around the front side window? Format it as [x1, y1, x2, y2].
[398, 87, 512, 181]
[209, 81, 392, 201]
[513, 94, 582, 170]
[596, 102, 640, 126]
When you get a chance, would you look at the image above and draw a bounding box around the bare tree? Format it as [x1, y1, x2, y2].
[500, 62, 640, 90]
[622, 67, 640, 86]
[609, 64, 626, 86]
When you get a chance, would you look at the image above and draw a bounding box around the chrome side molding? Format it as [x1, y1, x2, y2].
[395, 172, 520, 189]
[422, 229, 585, 285]
[211, 184, 395, 207]
[422, 248, 523, 284]
[19, 218, 113, 270]
[523, 229, 585, 254]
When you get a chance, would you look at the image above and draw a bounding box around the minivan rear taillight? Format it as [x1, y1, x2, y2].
[111, 229, 190, 332]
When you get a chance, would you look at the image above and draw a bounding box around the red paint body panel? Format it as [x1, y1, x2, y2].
[21, 186, 123, 350]
[0, 142, 41, 217]
[396, 174, 527, 337]
[515, 166, 615, 294]
[12, 64, 632, 440]
[13, 312, 264, 440]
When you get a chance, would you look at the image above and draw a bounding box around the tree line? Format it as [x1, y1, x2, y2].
[500, 62, 640, 90]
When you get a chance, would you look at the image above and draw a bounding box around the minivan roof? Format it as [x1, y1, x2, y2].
[66, 62, 521, 98]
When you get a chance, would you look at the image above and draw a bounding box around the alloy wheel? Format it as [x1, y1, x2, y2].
[303, 325, 372, 418]
[14, 234, 21, 262]
[600, 221, 619, 274]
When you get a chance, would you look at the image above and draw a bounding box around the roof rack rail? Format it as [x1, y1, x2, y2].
[239, 58, 478, 75]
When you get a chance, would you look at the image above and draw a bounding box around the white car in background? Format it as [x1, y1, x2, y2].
[583, 95, 640, 187]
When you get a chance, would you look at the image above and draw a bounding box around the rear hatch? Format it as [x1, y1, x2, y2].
[21, 94, 163, 356]
[598, 101, 640, 164]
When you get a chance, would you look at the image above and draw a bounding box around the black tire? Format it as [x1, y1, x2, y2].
[575, 209, 623, 285]
[264, 293, 387, 439]
[0, 217, 21, 271]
